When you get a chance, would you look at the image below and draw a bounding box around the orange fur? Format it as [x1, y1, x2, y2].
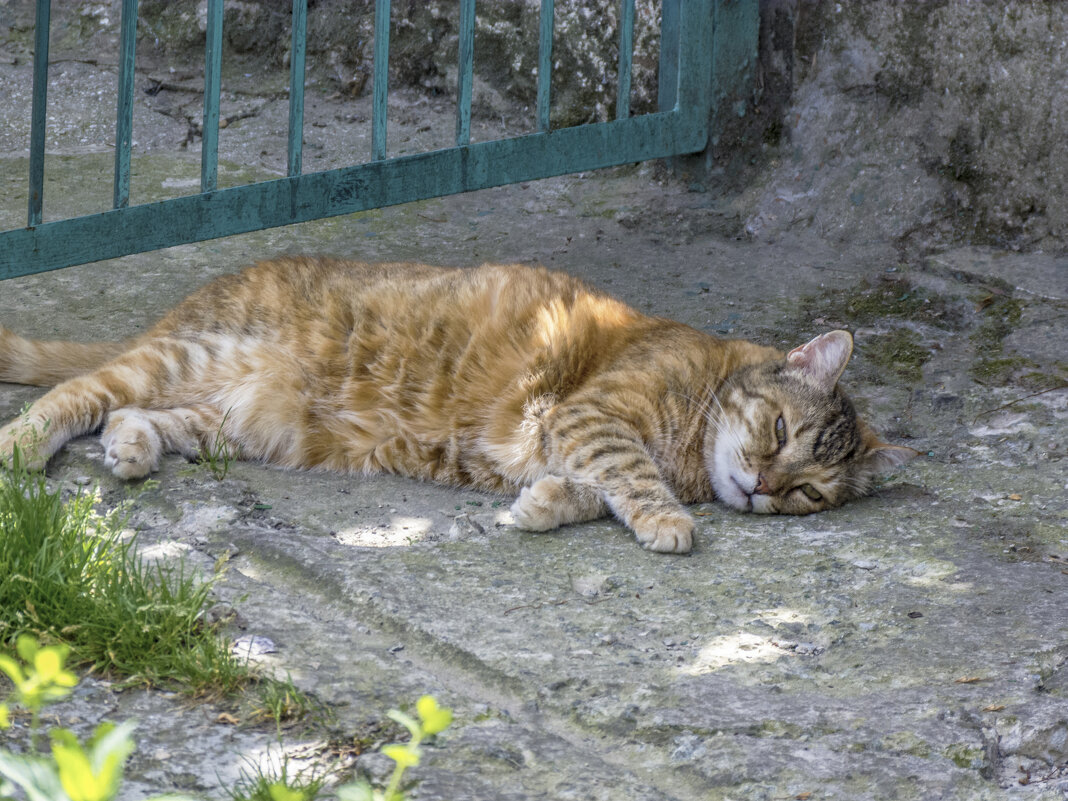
[0, 257, 917, 552]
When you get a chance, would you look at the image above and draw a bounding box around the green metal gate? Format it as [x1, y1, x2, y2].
[0, 0, 753, 281]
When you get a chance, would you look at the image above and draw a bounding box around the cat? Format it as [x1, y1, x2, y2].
[0, 257, 917, 553]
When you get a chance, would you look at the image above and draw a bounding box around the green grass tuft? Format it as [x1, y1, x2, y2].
[0, 448, 250, 696]
[196, 409, 235, 481]
[249, 672, 329, 733]
[225, 754, 327, 801]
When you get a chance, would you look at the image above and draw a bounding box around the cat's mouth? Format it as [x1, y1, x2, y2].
[730, 476, 755, 512]
[713, 473, 753, 512]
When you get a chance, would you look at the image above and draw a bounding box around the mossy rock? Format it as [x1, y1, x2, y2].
[860, 329, 931, 385]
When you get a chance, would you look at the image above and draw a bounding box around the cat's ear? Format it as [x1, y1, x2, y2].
[786, 330, 854, 389]
[861, 441, 921, 475]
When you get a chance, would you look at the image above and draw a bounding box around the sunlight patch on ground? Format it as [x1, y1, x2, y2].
[680, 632, 787, 675]
[137, 540, 194, 562]
[334, 514, 434, 547]
[902, 558, 971, 590]
[680, 608, 815, 676]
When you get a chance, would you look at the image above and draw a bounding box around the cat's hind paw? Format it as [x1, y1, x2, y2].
[632, 511, 694, 554]
[101, 410, 162, 479]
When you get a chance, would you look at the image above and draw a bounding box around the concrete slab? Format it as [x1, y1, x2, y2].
[2, 158, 1066, 799]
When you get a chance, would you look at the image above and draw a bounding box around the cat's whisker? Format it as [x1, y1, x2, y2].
[699, 386, 746, 457]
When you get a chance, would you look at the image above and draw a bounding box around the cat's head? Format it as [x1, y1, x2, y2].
[705, 330, 918, 514]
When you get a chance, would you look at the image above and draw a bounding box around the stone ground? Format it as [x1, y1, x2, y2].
[1, 12, 1068, 801]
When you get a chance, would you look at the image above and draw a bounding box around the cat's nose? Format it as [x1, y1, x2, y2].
[753, 473, 771, 495]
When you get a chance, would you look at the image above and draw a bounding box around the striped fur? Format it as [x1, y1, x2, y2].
[0, 258, 916, 552]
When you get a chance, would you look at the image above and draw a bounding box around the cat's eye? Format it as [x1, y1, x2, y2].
[799, 484, 823, 501]
[775, 415, 787, 449]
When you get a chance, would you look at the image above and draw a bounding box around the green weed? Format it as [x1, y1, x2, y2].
[196, 411, 235, 481]
[338, 695, 453, 801]
[1, 447, 454, 801]
[249, 673, 327, 733]
[0, 634, 198, 801]
[0, 446, 248, 696]
[225, 755, 327, 801]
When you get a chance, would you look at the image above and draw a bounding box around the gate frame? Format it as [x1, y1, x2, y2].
[0, 0, 757, 281]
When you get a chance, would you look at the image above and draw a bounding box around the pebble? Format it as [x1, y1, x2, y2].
[448, 513, 485, 538]
[231, 634, 277, 658]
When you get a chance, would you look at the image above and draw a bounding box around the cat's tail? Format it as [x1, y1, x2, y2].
[0, 325, 127, 386]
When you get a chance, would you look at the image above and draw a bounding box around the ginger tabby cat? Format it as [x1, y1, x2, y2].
[0, 257, 917, 553]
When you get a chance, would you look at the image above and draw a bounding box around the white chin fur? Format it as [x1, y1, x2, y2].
[710, 433, 753, 511]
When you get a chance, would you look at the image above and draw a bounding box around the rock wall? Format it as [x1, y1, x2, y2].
[736, 0, 1068, 254]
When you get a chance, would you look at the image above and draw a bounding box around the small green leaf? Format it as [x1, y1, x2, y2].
[52, 738, 102, 801]
[15, 635, 38, 664]
[33, 646, 76, 689]
[33, 649, 62, 682]
[381, 744, 420, 768]
[415, 695, 453, 735]
[87, 719, 136, 775]
[51, 720, 136, 801]
[0, 655, 25, 687]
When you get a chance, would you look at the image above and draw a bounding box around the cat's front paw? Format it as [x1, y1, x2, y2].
[511, 476, 607, 532]
[510, 482, 561, 531]
[101, 410, 161, 479]
[632, 511, 694, 554]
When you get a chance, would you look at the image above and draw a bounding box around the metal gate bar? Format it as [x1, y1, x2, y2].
[114, 0, 137, 208]
[456, 0, 475, 146]
[201, 0, 221, 191]
[1, 0, 738, 281]
[27, 0, 50, 227]
[372, 0, 390, 160]
[287, 0, 308, 176]
[617, 0, 635, 120]
[536, 0, 554, 133]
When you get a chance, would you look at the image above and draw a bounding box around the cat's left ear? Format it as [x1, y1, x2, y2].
[861, 440, 921, 475]
[786, 330, 854, 389]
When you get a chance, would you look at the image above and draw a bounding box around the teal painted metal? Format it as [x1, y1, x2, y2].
[1, 109, 704, 275]
[536, 0, 554, 133]
[708, 0, 760, 134]
[616, 0, 634, 120]
[658, 0, 680, 111]
[201, 0, 224, 192]
[0, 0, 758, 281]
[371, 0, 390, 161]
[456, 0, 475, 146]
[113, 0, 138, 209]
[287, 0, 308, 177]
[27, 0, 50, 226]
